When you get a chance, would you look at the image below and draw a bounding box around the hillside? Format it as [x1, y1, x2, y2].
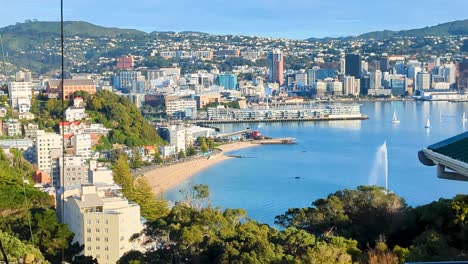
[0, 20, 147, 38]
[307, 19, 468, 41]
[78, 90, 165, 147]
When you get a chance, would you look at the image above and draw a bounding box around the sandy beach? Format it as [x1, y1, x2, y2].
[143, 141, 258, 194]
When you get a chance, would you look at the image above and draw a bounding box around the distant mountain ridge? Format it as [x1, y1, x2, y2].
[307, 19, 468, 41]
[0, 20, 147, 38]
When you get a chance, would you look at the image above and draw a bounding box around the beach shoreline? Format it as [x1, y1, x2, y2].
[143, 141, 258, 194]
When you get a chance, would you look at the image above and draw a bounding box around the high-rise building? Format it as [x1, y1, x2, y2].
[345, 54, 362, 78]
[458, 60, 468, 91]
[74, 133, 92, 158]
[268, 49, 284, 85]
[442, 63, 456, 88]
[380, 56, 390, 73]
[218, 73, 238, 90]
[118, 71, 144, 90]
[416, 72, 431, 90]
[360, 76, 370, 95]
[63, 185, 143, 264]
[370, 70, 382, 89]
[343, 76, 355, 95]
[327, 81, 343, 96]
[36, 131, 62, 185]
[60, 156, 88, 187]
[15, 71, 32, 82]
[8, 82, 33, 111]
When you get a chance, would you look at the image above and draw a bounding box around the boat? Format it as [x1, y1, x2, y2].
[463, 112, 467, 122]
[392, 112, 400, 124]
[425, 119, 431, 128]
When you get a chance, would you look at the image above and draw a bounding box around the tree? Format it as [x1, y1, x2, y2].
[0, 230, 44, 262]
[132, 177, 169, 221]
[186, 146, 196, 156]
[178, 150, 186, 159]
[207, 138, 216, 150]
[112, 154, 134, 197]
[153, 150, 163, 164]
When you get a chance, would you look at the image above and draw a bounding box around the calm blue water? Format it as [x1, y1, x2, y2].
[167, 101, 468, 225]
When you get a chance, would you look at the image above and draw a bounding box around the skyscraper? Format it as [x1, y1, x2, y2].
[345, 54, 362, 78]
[268, 49, 284, 85]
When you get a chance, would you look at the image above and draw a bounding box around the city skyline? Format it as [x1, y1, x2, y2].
[1, 0, 467, 39]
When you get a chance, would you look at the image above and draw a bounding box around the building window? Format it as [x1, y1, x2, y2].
[96, 246, 100, 251]
[104, 228, 109, 233]
[96, 237, 100, 242]
[96, 228, 100, 233]
[87, 228, 91, 233]
[87, 246, 91, 251]
[104, 246, 109, 251]
[104, 237, 109, 242]
[87, 237, 91, 242]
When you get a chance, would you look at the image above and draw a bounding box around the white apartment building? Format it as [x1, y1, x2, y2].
[74, 133, 92, 158]
[5, 118, 21, 137]
[158, 145, 177, 158]
[66, 107, 88, 122]
[63, 185, 143, 264]
[36, 131, 63, 177]
[165, 99, 197, 116]
[8, 82, 33, 110]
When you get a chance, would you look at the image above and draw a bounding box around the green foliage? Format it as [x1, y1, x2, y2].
[84, 90, 164, 147]
[275, 186, 406, 248]
[124, 205, 356, 263]
[132, 177, 169, 221]
[112, 154, 134, 197]
[0, 230, 44, 262]
[178, 150, 186, 159]
[94, 136, 112, 152]
[113, 154, 169, 221]
[186, 146, 197, 156]
[153, 150, 163, 164]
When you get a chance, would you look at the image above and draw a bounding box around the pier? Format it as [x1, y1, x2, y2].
[252, 138, 296, 145]
[196, 115, 368, 124]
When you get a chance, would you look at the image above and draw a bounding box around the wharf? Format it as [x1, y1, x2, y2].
[195, 115, 368, 124]
[252, 138, 296, 145]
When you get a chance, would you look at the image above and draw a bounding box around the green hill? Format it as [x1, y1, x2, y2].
[0, 20, 147, 38]
[79, 90, 165, 147]
[308, 19, 468, 41]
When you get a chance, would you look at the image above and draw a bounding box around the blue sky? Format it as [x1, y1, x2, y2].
[1, 0, 467, 39]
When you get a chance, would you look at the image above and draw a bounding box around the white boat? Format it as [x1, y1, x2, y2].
[425, 119, 431, 128]
[463, 112, 467, 122]
[392, 112, 400, 124]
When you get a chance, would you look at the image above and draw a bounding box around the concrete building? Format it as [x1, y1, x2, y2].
[47, 79, 96, 100]
[61, 156, 88, 187]
[8, 82, 33, 110]
[15, 71, 32, 82]
[74, 133, 92, 158]
[118, 71, 144, 90]
[36, 131, 63, 181]
[24, 123, 39, 138]
[158, 145, 177, 158]
[314, 81, 327, 97]
[370, 70, 382, 89]
[416, 72, 431, 90]
[66, 107, 87, 122]
[165, 98, 197, 119]
[343, 76, 360, 96]
[5, 118, 22, 137]
[268, 49, 284, 85]
[116, 56, 134, 70]
[63, 185, 143, 264]
[327, 81, 343, 96]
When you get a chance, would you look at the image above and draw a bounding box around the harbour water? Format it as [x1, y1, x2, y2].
[167, 101, 468, 225]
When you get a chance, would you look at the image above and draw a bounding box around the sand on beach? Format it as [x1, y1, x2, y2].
[143, 141, 257, 194]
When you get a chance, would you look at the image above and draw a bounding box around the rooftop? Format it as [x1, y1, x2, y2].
[418, 131, 468, 181]
[428, 132, 468, 163]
